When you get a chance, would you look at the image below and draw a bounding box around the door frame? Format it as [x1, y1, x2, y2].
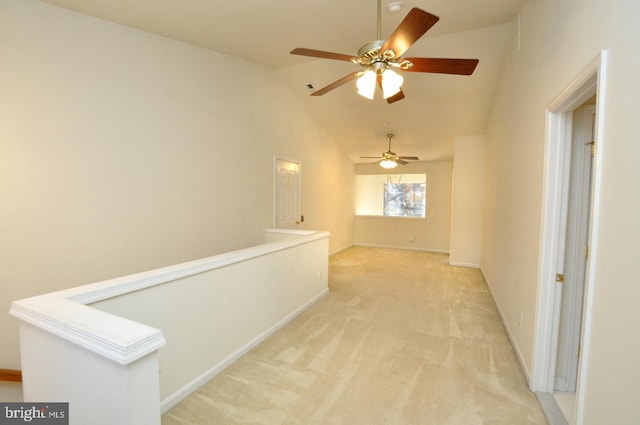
[273, 156, 302, 229]
[554, 103, 595, 393]
[531, 51, 607, 424]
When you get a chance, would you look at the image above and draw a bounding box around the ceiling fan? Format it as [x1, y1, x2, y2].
[361, 134, 419, 168]
[290, 0, 479, 103]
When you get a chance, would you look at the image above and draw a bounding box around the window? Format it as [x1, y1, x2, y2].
[383, 182, 426, 217]
[356, 174, 426, 217]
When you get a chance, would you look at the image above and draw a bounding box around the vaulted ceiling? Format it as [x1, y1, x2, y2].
[39, 0, 526, 162]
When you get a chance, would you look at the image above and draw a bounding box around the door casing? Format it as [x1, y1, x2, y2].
[273, 157, 302, 229]
[531, 51, 607, 425]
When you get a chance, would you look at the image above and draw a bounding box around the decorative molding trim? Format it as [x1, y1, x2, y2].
[10, 229, 330, 367]
[11, 297, 166, 365]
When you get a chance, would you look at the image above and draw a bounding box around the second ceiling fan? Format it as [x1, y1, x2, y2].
[361, 134, 418, 168]
[290, 0, 479, 103]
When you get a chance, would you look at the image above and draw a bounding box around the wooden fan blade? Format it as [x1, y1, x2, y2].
[386, 89, 405, 104]
[381, 8, 439, 59]
[311, 72, 360, 96]
[396, 159, 409, 165]
[360, 156, 383, 159]
[290, 47, 358, 62]
[398, 156, 419, 160]
[402, 58, 479, 75]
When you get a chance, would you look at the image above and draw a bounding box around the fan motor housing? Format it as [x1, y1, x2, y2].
[356, 40, 385, 65]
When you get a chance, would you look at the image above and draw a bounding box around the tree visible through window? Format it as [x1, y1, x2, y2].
[355, 174, 426, 217]
[383, 182, 426, 217]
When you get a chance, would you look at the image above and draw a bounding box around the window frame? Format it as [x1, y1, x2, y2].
[355, 173, 427, 218]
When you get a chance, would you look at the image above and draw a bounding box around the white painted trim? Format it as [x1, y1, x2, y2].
[481, 268, 532, 380]
[329, 244, 355, 256]
[448, 261, 480, 268]
[10, 297, 166, 365]
[10, 229, 329, 366]
[532, 106, 572, 392]
[537, 393, 570, 425]
[74, 229, 327, 305]
[354, 215, 426, 220]
[532, 51, 607, 425]
[160, 288, 329, 413]
[554, 104, 595, 392]
[353, 243, 449, 254]
[264, 228, 317, 236]
[573, 51, 607, 425]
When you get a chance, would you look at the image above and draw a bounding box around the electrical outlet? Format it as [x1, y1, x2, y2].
[409, 235, 415, 243]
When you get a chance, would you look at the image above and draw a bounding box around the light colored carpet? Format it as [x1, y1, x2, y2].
[162, 247, 548, 425]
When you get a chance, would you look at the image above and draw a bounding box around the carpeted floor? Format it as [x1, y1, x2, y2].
[162, 247, 548, 425]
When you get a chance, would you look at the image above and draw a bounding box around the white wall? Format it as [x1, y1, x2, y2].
[450, 136, 485, 267]
[11, 230, 328, 424]
[483, 0, 640, 423]
[0, 0, 354, 398]
[354, 161, 452, 252]
[92, 232, 328, 408]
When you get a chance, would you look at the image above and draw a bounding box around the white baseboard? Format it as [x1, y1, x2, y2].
[160, 288, 329, 413]
[330, 244, 354, 256]
[480, 268, 532, 383]
[353, 243, 449, 254]
[448, 261, 480, 268]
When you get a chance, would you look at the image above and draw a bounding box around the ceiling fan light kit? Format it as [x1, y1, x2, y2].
[380, 159, 399, 169]
[380, 69, 403, 99]
[356, 68, 403, 100]
[361, 134, 419, 168]
[356, 70, 376, 99]
[290, 0, 479, 103]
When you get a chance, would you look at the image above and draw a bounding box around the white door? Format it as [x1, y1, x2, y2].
[274, 158, 302, 229]
[555, 104, 595, 392]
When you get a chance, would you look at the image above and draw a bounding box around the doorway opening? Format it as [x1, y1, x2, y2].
[531, 51, 607, 425]
[552, 101, 595, 423]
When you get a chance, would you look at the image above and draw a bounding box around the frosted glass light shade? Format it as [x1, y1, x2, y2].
[381, 69, 403, 99]
[380, 159, 398, 169]
[356, 70, 376, 100]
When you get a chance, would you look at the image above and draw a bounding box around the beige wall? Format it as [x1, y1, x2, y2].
[354, 161, 452, 252]
[483, 0, 640, 423]
[6, 0, 640, 420]
[450, 136, 485, 267]
[0, 0, 354, 394]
